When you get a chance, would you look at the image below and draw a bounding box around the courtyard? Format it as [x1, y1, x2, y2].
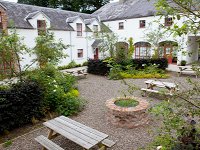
[0, 73, 198, 150]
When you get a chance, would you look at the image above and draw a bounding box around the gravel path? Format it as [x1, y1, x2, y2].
[0, 73, 198, 150]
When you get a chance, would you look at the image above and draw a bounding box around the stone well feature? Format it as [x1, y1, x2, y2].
[105, 97, 149, 128]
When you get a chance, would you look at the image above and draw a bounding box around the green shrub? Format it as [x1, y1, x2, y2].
[181, 60, 187, 66]
[58, 60, 82, 70]
[108, 66, 123, 80]
[27, 64, 83, 116]
[0, 80, 43, 134]
[82, 61, 88, 66]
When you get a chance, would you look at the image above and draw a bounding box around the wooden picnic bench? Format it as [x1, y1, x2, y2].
[35, 116, 115, 150]
[178, 66, 199, 78]
[141, 80, 179, 96]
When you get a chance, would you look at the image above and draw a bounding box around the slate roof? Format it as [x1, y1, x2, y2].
[0, 0, 98, 30]
[93, 0, 157, 22]
[91, 39, 103, 48]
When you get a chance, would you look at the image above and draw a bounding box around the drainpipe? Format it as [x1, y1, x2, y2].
[70, 31, 72, 61]
[86, 31, 89, 59]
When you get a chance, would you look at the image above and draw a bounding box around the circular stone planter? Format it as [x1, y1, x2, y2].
[105, 97, 149, 128]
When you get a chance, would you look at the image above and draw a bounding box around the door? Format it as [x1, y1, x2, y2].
[164, 45, 173, 64]
[94, 48, 99, 60]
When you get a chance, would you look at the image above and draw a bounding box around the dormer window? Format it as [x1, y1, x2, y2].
[77, 23, 82, 36]
[165, 17, 173, 26]
[119, 22, 124, 30]
[93, 25, 98, 36]
[139, 20, 146, 28]
[37, 20, 46, 35]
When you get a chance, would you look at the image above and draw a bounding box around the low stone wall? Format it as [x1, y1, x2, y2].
[105, 97, 149, 128]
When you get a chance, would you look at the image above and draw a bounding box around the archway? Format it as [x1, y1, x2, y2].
[134, 42, 151, 59]
[159, 41, 178, 64]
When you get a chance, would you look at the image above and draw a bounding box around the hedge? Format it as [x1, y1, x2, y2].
[0, 80, 43, 134]
[87, 58, 168, 75]
[87, 59, 110, 76]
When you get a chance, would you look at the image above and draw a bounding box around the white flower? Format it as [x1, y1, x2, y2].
[156, 146, 162, 150]
[53, 90, 56, 92]
[53, 80, 56, 83]
[54, 85, 58, 88]
[142, 64, 145, 66]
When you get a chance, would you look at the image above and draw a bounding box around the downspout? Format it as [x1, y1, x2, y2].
[70, 31, 72, 61]
[86, 31, 89, 59]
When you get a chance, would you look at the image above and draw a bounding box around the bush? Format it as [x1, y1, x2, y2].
[181, 60, 187, 66]
[0, 80, 43, 134]
[27, 64, 83, 116]
[58, 60, 82, 70]
[87, 59, 110, 76]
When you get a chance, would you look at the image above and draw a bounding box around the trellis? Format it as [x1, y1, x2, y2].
[0, 52, 15, 77]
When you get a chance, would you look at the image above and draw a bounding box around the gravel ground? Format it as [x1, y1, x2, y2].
[0, 73, 199, 150]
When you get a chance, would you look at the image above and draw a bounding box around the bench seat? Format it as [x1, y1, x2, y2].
[35, 135, 64, 150]
[141, 88, 173, 96]
[98, 139, 116, 150]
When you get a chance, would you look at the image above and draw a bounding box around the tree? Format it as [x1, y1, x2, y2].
[128, 37, 134, 59]
[32, 31, 68, 68]
[153, 0, 200, 36]
[18, 0, 109, 14]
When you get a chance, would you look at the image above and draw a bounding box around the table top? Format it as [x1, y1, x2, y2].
[43, 116, 108, 149]
[145, 80, 177, 88]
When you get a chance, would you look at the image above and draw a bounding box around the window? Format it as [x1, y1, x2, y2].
[165, 17, 173, 26]
[77, 23, 82, 36]
[135, 42, 151, 59]
[93, 25, 98, 36]
[139, 20, 146, 28]
[37, 20, 46, 35]
[119, 22, 124, 30]
[77, 49, 83, 58]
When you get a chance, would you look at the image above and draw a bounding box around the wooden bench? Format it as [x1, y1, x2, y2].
[35, 116, 115, 150]
[178, 66, 199, 78]
[35, 135, 64, 150]
[141, 80, 178, 96]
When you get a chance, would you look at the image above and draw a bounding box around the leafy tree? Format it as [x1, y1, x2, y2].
[18, 0, 109, 14]
[32, 31, 69, 68]
[153, 0, 200, 36]
[128, 37, 134, 59]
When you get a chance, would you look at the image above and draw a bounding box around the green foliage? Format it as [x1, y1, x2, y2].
[146, 78, 200, 150]
[0, 80, 43, 134]
[128, 37, 134, 59]
[154, 0, 200, 35]
[18, 0, 109, 14]
[27, 64, 83, 116]
[32, 31, 68, 68]
[109, 64, 168, 80]
[3, 140, 12, 148]
[180, 60, 187, 66]
[0, 29, 28, 80]
[115, 98, 139, 107]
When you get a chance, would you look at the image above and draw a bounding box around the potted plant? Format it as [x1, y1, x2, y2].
[181, 60, 187, 66]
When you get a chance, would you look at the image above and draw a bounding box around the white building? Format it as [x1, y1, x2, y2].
[94, 0, 200, 65]
[0, 0, 106, 73]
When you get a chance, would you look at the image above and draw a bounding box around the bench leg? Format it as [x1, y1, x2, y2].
[98, 143, 107, 150]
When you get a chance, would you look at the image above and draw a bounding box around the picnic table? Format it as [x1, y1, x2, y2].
[141, 80, 179, 96]
[35, 116, 115, 150]
[62, 67, 87, 78]
[178, 66, 199, 78]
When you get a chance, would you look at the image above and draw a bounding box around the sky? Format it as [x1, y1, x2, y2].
[3, 0, 119, 3]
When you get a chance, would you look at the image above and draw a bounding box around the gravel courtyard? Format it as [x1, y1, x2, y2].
[0, 73, 198, 150]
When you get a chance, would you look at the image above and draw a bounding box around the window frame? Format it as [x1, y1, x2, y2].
[37, 20, 46, 35]
[135, 42, 151, 59]
[165, 17, 173, 26]
[77, 49, 83, 58]
[118, 22, 124, 30]
[139, 20, 146, 28]
[76, 23, 83, 37]
[0, 12, 3, 29]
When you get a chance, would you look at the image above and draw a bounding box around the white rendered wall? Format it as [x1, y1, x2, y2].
[103, 15, 194, 63]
